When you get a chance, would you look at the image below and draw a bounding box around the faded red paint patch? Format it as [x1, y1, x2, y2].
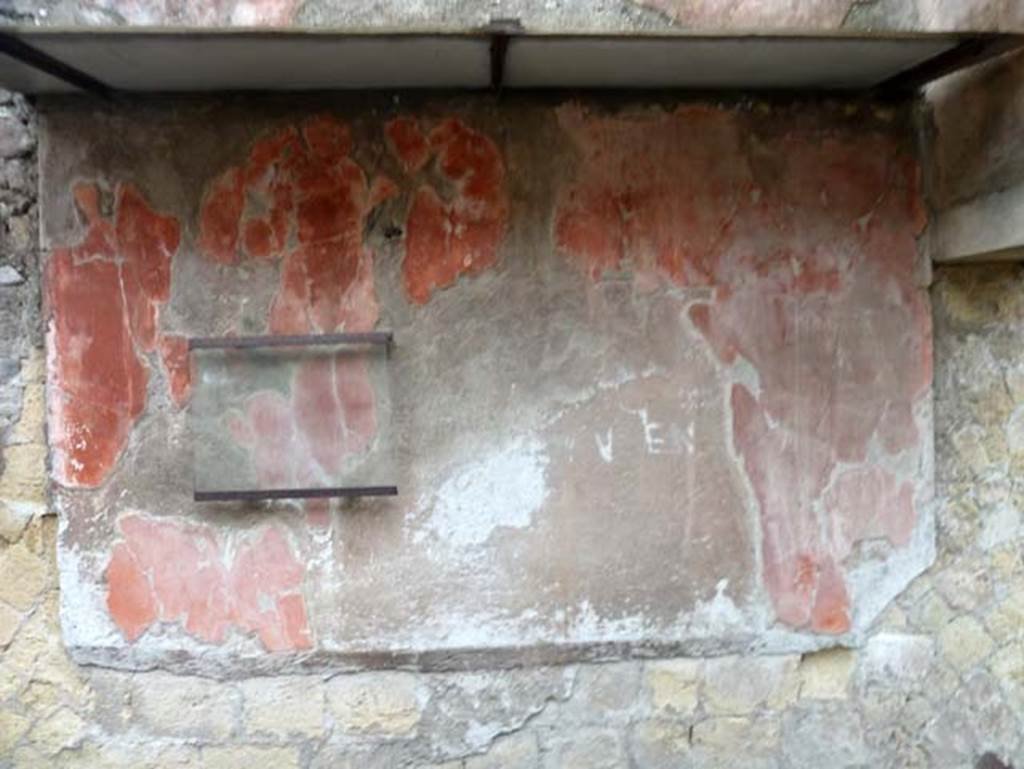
[158, 335, 193, 407]
[197, 116, 391, 335]
[387, 117, 509, 304]
[47, 183, 181, 487]
[826, 466, 916, 558]
[198, 168, 245, 265]
[228, 353, 376, 491]
[556, 105, 930, 634]
[199, 126, 304, 266]
[105, 539, 157, 641]
[555, 105, 748, 285]
[386, 117, 431, 173]
[106, 513, 311, 651]
[268, 143, 384, 334]
[226, 355, 371, 530]
[200, 117, 391, 498]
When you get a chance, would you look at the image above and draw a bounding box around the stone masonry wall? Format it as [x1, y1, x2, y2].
[1, 91, 1023, 769]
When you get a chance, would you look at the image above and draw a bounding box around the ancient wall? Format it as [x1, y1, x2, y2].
[36, 96, 934, 674]
[0, 80, 1022, 769]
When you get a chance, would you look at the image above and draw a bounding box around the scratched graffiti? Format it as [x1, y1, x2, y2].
[555, 103, 930, 634]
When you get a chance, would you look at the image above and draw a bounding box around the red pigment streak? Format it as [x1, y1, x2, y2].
[385, 117, 431, 173]
[555, 104, 931, 634]
[106, 514, 310, 650]
[228, 353, 376, 490]
[157, 335, 193, 407]
[198, 168, 245, 265]
[386, 117, 509, 304]
[47, 183, 180, 488]
[202, 117, 394, 515]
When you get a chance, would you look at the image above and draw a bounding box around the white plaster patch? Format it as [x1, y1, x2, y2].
[58, 542, 124, 649]
[0, 265, 23, 285]
[683, 579, 749, 637]
[595, 428, 613, 463]
[421, 436, 549, 548]
[979, 500, 1022, 551]
[566, 600, 654, 642]
[858, 632, 934, 686]
[1006, 404, 1024, 454]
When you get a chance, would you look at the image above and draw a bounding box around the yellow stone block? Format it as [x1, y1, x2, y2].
[0, 443, 47, 505]
[202, 746, 300, 769]
[0, 709, 30, 754]
[938, 616, 994, 671]
[798, 648, 855, 700]
[0, 543, 48, 611]
[326, 672, 423, 736]
[27, 707, 86, 757]
[644, 659, 702, 716]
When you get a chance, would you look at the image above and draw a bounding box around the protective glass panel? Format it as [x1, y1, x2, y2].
[189, 334, 395, 501]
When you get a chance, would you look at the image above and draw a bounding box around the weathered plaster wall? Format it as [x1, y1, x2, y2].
[36, 96, 934, 672]
[0, 0, 1021, 32]
[0, 96, 1022, 767]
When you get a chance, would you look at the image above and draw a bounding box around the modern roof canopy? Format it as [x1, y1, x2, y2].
[0, 26, 1020, 96]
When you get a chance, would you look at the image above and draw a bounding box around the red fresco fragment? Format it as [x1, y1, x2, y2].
[202, 117, 391, 500]
[826, 466, 916, 559]
[301, 114, 352, 160]
[228, 354, 376, 492]
[555, 105, 748, 285]
[369, 176, 400, 210]
[158, 335, 193, 407]
[386, 117, 509, 303]
[105, 542, 157, 642]
[731, 383, 834, 629]
[197, 116, 388, 334]
[810, 557, 852, 635]
[198, 168, 245, 265]
[385, 116, 431, 173]
[106, 514, 311, 651]
[555, 105, 931, 634]
[47, 183, 181, 487]
[243, 218, 274, 259]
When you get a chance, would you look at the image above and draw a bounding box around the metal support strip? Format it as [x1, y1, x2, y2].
[188, 331, 393, 351]
[876, 34, 1024, 93]
[490, 33, 509, 89]
[484, 18, 520, 90]
[0, 32, 114, 98]
[194, 486, 399, 502]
